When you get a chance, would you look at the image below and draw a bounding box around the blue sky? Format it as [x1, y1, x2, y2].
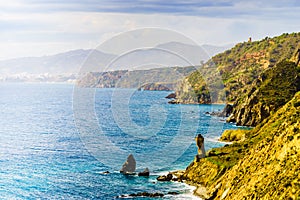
[0, 0, 299, 60]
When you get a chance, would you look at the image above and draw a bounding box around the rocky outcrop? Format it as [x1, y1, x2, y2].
[138, 83, 176, 91]
[174, 70, 212, 104]
[117, 192, 164, 198]
[165, 93, 176, 99]
[174, 32, 300, 125]
[291, 46, 300, 66]
[77, 66, 195, 89]
[180, 92, 300, 199]
[120, 154, 136, 174]
[77, 70, 128, 88]
[157, 173, 173, 181]
[138, 168, 150, 176]
[227, 60, 300, 126]
[195, 134, 206, 161]
[218, 104, 233, 117]
[117, 191, 179, 198]
[128, 192, 164, 198]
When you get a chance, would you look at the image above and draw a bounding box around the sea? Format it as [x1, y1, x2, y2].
[0, 83, 240, 199]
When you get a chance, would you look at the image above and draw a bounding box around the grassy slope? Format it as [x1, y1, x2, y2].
[181, 92, 300, 199]
[175, 32, 300, 126]
[213, 32, 300, 103]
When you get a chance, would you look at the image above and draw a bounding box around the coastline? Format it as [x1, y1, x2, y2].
[170, 170, 209, 199]
[171, 92, 300, 199]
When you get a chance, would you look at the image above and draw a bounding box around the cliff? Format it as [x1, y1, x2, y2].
[173, 32, 300, 125]
[227, 60, 300, 126]
[137, 82, 176, 91]
[77, 66, 195, 90]
[180, 92, 300, 199]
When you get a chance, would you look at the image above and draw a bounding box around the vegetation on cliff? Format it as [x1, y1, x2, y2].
[174, 32, 300, 125]
[77, 66, 196, 90]
[180, 92, 300, 199]
[227, 60, 300, 126]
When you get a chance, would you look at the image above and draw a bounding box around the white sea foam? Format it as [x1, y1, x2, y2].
[167, 182, 202, 200]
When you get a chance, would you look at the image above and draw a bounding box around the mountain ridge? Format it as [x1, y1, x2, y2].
[0, 43, 228, 79]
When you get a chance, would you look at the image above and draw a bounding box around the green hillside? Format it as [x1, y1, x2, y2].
[174, 32, 300, 126]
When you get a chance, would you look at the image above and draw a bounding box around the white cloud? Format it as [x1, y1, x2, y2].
[0, 0, 299, 60]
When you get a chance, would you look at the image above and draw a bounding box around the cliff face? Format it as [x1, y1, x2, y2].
[174, 32, 300, 125]
[181, 92, 300, 200]
[227, 60, 300, 126]
[138, 82, 176, 91]
[175, 70, 212, 104]
[77, 66, 195, 90]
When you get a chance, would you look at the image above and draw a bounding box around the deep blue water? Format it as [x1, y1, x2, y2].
[0, 83, 239, 199]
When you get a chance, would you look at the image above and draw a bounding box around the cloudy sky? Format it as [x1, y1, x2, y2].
[0, 0, 299, 60]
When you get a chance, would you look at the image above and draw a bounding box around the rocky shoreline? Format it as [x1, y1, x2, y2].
[167, 92, 300, 199]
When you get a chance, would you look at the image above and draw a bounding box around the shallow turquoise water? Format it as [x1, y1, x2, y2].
[0, 83, 239, 199]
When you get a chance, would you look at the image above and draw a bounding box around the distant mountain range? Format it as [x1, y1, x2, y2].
[0, 42, 231, 82]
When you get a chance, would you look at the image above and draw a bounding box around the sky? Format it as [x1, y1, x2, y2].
[0, 0, 300, 60]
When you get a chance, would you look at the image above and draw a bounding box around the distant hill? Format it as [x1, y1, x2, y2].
[0, 43, 229, 82]
[77, 66, 196, 90]
[0, 49, 115, 75]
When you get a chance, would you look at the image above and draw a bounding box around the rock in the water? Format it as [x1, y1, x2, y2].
[138, 168, 150, 176]
[128, 192, 164, 198]
[165, 93, 176, 99]
[167, 191, 179, 195]
[157, 173, 173, 181]
[120, 154, 136, 174]
[195, 134, 206, 160]
[168, 100, 179, 104]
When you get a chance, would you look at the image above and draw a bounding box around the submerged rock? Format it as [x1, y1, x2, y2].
[120, 154, 136, 174]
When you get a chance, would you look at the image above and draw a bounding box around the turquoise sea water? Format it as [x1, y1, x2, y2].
[0, 83, 239, 199]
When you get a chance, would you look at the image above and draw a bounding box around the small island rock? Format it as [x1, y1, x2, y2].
[138, 168, 150, 176]
[157, 173, 173, 181]
[165, 93, 176, 99]
[120, 154, 136, 174]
